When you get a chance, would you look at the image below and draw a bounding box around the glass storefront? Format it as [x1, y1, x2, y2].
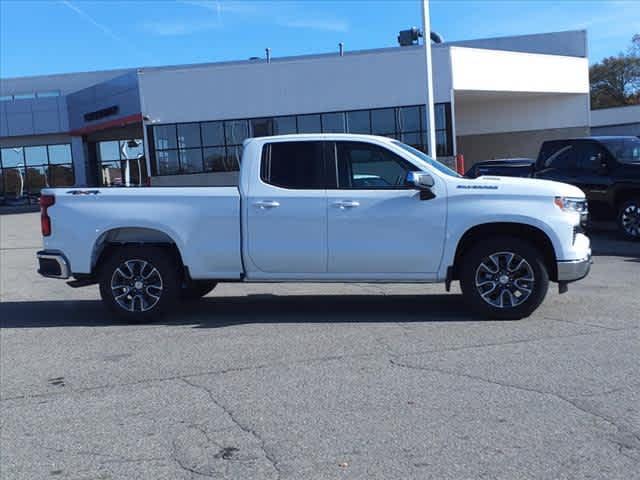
[97, 139, 147, 187]
[0, 144, 74, 200]
[149, 103, 454, 176]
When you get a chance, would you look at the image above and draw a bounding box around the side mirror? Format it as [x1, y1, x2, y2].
[405, 171, 436, 200]
[405, 171, 435, 189]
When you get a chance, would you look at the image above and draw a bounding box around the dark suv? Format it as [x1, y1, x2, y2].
[535, 137, 640, 239]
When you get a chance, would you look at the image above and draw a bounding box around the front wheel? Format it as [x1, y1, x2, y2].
[460, 237, 549, 320]
[99, 246, 180, 322]
[617, 199, 640, 241]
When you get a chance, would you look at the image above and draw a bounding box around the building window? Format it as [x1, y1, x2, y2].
[36, 91, 61, 98]
[177, 123, 201, 149]
[179, 148, 204, 173]
[224, 120, 249, 145]
[429, 103, 453, 157]
[273, 116, 296, 135]
[0, 144, 74, 201]
[398, 106, 421, 132]
[203, 147, 230, 172]
[201, 121, 225, 146]
[153, 124, 177, 150]
[97, 139, 147, 186]
[13, 93, 36, 100]
[297, 114, 322, 133]
[250, 118, 273, 137]
[371, 108, 396, 135]
[345, 110, 371, 134]
[148, 103, 454, 177]
[321, 112, 346, 133]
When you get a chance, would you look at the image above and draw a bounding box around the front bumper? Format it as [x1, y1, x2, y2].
[557, 251, 592, 282]
[37, 250, 71, 279]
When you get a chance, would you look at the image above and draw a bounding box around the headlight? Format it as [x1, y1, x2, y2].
[554, 196, 588, 214]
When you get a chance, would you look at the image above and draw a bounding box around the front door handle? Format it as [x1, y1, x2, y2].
[254, 200, 280, 209]
[333, 200, 360, 209]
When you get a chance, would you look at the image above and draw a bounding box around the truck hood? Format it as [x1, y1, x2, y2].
[461, 175, 585, 198]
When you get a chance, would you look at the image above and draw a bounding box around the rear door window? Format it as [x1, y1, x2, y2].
[260, 141, 327, 189]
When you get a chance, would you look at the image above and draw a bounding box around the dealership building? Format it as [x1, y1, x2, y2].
[0, 30, 592, 198]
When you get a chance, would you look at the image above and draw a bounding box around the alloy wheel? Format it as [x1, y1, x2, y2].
[110, 259, 163, 312]
[621, 203, 640, 238]
[474, 251, 535, 309]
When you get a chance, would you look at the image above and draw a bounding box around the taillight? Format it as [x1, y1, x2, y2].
[40, 194, 55, 237]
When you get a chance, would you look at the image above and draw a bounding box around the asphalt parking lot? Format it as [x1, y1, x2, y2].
[1, 212, 638, 480]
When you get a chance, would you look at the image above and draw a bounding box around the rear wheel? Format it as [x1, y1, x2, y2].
[180, 280, 217, 301]
[460, 237, 549, 320]
[99, 246, 180, 322]
[617, 199, 640, 241]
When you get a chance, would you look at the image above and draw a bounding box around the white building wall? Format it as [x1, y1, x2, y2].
[450, 47, 589, 94]
[138, 47, 453, 124]
[455, 93, 589, 136]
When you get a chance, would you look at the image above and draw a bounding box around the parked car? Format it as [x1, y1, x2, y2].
[535, 137, 640, 240]
[36, 134, 591, 321]
[465, 158, 535, 179]
[462, 137, 640, 240]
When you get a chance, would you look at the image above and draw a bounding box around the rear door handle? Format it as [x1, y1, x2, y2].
[254, 200, 280, 209]
[333, 200, 360, 209]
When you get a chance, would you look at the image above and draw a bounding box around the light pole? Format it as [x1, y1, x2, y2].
[421, 0, 437, 160]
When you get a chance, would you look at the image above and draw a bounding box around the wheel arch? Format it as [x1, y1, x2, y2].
[451, 222, 558, 282]
[91, 227, 186, 277]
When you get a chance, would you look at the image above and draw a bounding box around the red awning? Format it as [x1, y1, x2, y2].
[69, 113, 143, 136]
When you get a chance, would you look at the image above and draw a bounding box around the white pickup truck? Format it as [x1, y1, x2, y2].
[37, 134, 591, 321]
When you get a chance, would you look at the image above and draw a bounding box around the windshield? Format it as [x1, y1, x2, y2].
[600, 137, 640, 164]
[391, 141, 462, 178]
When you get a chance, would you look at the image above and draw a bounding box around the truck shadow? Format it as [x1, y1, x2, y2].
[588, 224, 640, 258]
[0, 293, 477, 329]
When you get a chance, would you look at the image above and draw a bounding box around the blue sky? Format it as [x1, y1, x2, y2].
[1, 0, 638, 78]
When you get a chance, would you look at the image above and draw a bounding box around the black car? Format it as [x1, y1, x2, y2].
[465, 158, 535, 179]
[465, 137, 640, 240]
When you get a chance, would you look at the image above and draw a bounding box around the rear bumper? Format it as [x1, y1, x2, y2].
[557, 251, 592, 282]
[37, 250, 71, 279]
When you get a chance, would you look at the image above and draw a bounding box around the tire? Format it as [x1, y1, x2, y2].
[98, 246, 180, 322]
[180, 280, 217, 301]
[617, 199, 640, 241]
[459, 237, 549, 320]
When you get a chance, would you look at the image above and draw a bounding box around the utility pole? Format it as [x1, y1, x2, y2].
[421, 0, 436, 159]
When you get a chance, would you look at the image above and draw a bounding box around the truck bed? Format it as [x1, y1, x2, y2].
[41, 187, 242, 279]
